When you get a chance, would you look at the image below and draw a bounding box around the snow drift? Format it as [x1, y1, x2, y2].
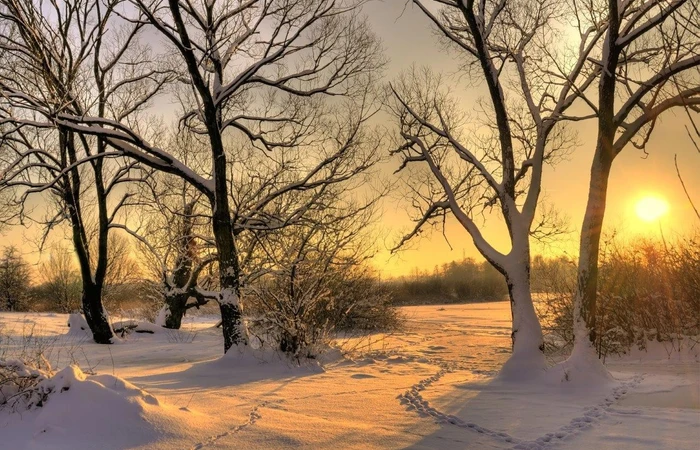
[0, 364, 192, 450]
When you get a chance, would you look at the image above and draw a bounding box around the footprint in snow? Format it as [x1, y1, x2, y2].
[351, 373, 377, 379]
[190, 401, 273, 450]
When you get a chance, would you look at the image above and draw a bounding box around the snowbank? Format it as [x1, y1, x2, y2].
[0, 365, 192, 450]
[616, 338, 700, 363]
[547, 341, 615, 387]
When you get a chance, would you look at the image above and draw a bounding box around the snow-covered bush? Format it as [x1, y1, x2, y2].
[0, 359, 50, 411]
[537, 233, 700, 359]
[247, 264, 398, 359]
[244, 210, 399, 360]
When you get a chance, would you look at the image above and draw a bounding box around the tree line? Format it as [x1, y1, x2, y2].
[0, 238, 141, 313]
[387, 258, 507, 305]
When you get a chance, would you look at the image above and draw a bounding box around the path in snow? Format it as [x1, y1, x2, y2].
[398, 362, 521, 445]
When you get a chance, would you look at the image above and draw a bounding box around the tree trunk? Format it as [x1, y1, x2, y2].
[162, 292, 189, 329]
[220, 301, 246, 352]
[564, 155, 615, 381]
[81, 281, 113, 344]
[497, 244, 546, 380]
[211, 171, 247, 353]
[570, 0, 621, 355]
[573, 144, 614, 351]
[572, 3, 620, 356]
[169, 4, 247, 351]
[507, 270, 544, 355]
[60, 129, 114, 344]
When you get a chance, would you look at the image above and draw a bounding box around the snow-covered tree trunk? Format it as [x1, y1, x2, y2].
[505, 259, 544, 356]
[213, 204, 247, 352]
[161, 292, 190, 330]
[496, 226, 546, 378]
[151, 199, 212, 330]
[209, 113, 247, 352]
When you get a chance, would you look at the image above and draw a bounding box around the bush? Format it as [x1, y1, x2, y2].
[0, 359, 50, 411]
[536, 233, 700, 359]
[0, 246, 31, 311]
[247, 264, 399, 360]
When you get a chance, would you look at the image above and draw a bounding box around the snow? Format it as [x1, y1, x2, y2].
[154, 306, 169, 328]
[0, 365, 194, 450]
[551, 338, 614, 386]
[66, 313, 91, 339]
[219, 287, 240, 306]
[1, 302, 698, 449]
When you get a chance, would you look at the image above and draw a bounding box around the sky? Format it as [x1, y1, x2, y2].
[363, 1, 700, 277]
[2, 0, 699, 279]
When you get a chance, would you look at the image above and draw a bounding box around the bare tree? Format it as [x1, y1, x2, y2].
[0, 245, 30, 311]
[123, 105, 387, 333]
[1, 0, 386, 353]
[247, 186, 384, 359]
[572, 0, 700, 361]
[390, 0, 605, 377]
[0, 0, 168, 342]
[128, 160, 218, 329]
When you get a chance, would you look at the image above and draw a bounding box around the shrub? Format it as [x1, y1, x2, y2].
[536, 232, 700, 359]
[247, 264, 399, 359]
[0, 359, 50, 411]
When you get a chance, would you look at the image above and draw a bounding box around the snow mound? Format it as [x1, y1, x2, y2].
[495, 350, 547, 383]
[1, 365, 190, 450]
[154, 305, 169, 327]
[66, 314, 92, 338]
[547, 342, 615, 387]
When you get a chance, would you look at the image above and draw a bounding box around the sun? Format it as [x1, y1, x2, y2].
[635, 195, 669, 222]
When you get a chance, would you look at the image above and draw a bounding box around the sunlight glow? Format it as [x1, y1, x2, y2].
[635, 196, 670, 222]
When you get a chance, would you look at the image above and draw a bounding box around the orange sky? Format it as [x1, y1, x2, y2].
[2, 1, 698, 279]
[365, 2, 700, 277]
[373, 115, 699, 277]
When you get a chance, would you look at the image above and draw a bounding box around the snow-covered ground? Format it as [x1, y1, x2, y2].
[1, 302, 698, 449]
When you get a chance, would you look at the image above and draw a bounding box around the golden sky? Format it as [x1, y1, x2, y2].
[365, 2, 700, 277]
[2, 1, 698, 279]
